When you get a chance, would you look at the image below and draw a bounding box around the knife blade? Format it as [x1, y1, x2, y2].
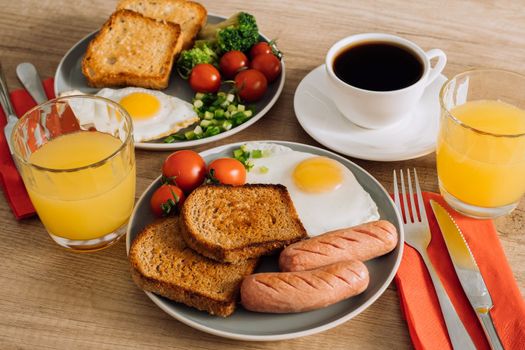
[430, 200, 504, 350]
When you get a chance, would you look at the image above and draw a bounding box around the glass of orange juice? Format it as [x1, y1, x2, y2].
[12, 95, 136, 251]
[437, 69, 525, 218]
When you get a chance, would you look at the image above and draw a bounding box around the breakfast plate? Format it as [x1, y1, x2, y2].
[54, 14, 285, 150]
[126, 140, 404, 341]
[294, 65, 446, 161]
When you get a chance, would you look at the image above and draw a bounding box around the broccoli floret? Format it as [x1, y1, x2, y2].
[176, 42, 218, 79]
[198, 12, 259, 53]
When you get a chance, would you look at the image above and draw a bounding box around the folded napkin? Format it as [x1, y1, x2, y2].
[0, 78, 55, 219]
[395, 192, 525, 350]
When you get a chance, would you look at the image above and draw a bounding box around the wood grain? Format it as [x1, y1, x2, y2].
[0, 0, 524, 349]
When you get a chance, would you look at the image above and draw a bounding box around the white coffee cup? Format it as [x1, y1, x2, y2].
[325, 33, 447, 129]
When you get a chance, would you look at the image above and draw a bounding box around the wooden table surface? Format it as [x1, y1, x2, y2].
[1, 0, 524, 349]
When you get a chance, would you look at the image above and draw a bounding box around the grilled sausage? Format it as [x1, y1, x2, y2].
[279, 220, 398, 272]
[241, 260, 369, 313]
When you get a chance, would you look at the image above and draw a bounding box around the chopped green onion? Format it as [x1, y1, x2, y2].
[244, 110, 253, 118]
[226, 93, 235, 102]
[194, 125, 203, 135]
[204, 111, 214, 120]
[222, 120, 232, 130]
[251, 149, 263, 158]
[214, 109, 225, 118]
[259, 166, 269, 174]
[195, 92, 205, 100]
[184, 130, 195, 140]
[237, 104, 245, 112]
[193, 99, 204, 108]
[200, 119, 212, 128]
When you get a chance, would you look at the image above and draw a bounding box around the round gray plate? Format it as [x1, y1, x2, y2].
[126, 141, 404, 341]
[54, 14, 285, 150]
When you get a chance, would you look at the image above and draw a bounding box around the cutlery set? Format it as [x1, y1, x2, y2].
[0, 62, 47, 154]
[393, 169, 503, 349]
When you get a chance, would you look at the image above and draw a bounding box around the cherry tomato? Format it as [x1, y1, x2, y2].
[250, 42, 272, 58]
[250, 53, 281, 83]
[234, 69, 268, 103]
[207, 158, 246, 186]
[219, 50, 249, 79]
[162, 150, 206, 193]
[150, 184, 185, 217]
[189, 63, 221, 93]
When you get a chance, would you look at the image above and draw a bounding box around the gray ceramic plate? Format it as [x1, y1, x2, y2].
[126, 141, 404, 341]
[54, 14, 285, 150]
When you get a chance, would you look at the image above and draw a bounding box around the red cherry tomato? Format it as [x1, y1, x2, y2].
[234, 69, 268, 103]
[250, 53, 282, 83]
[207, 158, 246, 186]
[219, 50, 249, 79]
[189, 63, 221, 93]
[250, 42, 272, 58]
[150, 184, 185, 217]
[162, 150, 206, 193]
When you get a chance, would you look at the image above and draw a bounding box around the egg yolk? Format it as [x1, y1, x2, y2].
[119, 92, 160, 120]
[292, 157, 344, 193]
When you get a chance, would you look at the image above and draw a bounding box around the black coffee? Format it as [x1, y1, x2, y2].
[333, 41, 423, 91]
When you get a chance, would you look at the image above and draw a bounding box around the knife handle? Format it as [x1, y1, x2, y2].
[16, 63, 47, 105]
[420, 252, 477, 350]
[478, 311, 504, 350]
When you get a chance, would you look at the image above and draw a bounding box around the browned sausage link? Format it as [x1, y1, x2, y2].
[279, 220, 398, 272]
[241, 260, 369, 313]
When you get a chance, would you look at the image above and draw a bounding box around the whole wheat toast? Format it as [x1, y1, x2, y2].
[82, 9, 183, 89]
[180, 184, 308, 264]
[117, 0, 207, 50]
[129, 217, 258, 317]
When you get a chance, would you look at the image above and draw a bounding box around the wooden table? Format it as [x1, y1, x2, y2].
[0, 0, 524, 348]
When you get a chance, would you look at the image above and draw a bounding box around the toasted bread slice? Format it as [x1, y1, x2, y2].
[117, 0, 207, 50]
[82, 9, 182, 89]
[129, 217, 258, 317]
[180, 184, 308, 264]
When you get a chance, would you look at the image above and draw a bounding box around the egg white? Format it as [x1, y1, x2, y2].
[244, 142, 380, 236]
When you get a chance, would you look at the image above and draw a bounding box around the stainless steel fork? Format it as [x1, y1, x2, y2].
[393, 169, 476, 350]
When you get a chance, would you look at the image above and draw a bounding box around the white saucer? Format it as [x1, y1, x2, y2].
[294, 65, 447, 161]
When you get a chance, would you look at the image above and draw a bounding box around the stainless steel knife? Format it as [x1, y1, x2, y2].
[430, 200, 504, 350]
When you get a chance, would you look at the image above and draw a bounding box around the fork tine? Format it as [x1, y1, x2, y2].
[407, 169, 419, 222]
[393, 170, 404, 222]
[413, 168, 428, 222]
[399, 169, 412, 223]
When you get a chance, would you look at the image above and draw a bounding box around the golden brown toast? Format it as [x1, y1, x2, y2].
[129, 217, 258, 317]
[81, 9, 183, 89]
[117, 0, 207, 50]
[180, 184, 308, 264]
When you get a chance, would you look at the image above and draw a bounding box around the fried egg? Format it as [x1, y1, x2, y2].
[244, 142, 380, 236]
[96, 87, 198, 142]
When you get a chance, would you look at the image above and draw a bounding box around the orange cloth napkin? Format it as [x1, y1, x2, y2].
[394, 192, 525, 350]
[0, 78, 55, 219]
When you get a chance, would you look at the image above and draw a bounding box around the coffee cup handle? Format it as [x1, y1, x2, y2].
[425, 49, 447, 86]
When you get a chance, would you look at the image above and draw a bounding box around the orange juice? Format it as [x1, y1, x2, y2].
[24, 131, 136, 240]
[437, 100, 525, 207]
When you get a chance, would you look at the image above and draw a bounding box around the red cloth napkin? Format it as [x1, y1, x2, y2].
[395, 192, 525, 350]
[0, 78, 56, 219]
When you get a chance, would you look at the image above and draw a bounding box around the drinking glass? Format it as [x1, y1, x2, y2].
[12, 95, 136, 251]
[437, 69, 525, 218]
